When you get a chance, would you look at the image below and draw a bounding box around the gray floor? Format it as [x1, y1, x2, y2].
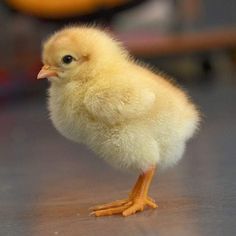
[0, 81, 236, 236]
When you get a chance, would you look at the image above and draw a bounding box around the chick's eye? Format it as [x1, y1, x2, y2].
[62, 55, 74, 64]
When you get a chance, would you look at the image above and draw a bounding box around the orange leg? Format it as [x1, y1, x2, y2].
[91, 167, 157, 217]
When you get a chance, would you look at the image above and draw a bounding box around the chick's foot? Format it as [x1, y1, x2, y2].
[90, 199, 132, 216]
[91, 167, 157, 217]
[91, 196, 157, 217]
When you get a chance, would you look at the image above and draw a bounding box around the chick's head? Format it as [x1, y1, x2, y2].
[37, 26, 128, 84]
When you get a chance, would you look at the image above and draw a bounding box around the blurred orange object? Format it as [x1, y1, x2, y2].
[6, 0, 127, 18]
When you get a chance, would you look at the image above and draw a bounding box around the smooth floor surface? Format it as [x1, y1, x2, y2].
[1, 82, 236, 236]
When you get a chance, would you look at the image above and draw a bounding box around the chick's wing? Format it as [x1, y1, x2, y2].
[83, 82, 156, 125]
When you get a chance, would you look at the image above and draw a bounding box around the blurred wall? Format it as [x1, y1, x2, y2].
[0, 0, 236, 100]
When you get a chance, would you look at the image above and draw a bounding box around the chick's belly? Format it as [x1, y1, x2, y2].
[84, 124, 161, 172]
[51, 113, 186, 171]
[50, 104, 191, 171]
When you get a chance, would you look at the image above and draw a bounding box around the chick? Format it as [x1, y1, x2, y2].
[37, 26, 200, 217]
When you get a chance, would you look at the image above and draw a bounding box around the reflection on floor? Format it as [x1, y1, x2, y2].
[0, 82, 236, 236]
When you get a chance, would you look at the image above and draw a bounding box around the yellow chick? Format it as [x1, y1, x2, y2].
[37, 26, 200, 217]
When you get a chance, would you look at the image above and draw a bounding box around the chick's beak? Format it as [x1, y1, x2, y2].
[37, 65, 58, 80]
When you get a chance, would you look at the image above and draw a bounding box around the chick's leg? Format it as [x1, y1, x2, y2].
[122, 167, 157, 216]
[91, 167, 157, 217]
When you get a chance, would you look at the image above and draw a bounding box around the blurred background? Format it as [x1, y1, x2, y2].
[0, 0, 236, 99]
[1, 1, 236, 235]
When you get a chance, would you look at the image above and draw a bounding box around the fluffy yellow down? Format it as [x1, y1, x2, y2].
[43, 26, 200, 172]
